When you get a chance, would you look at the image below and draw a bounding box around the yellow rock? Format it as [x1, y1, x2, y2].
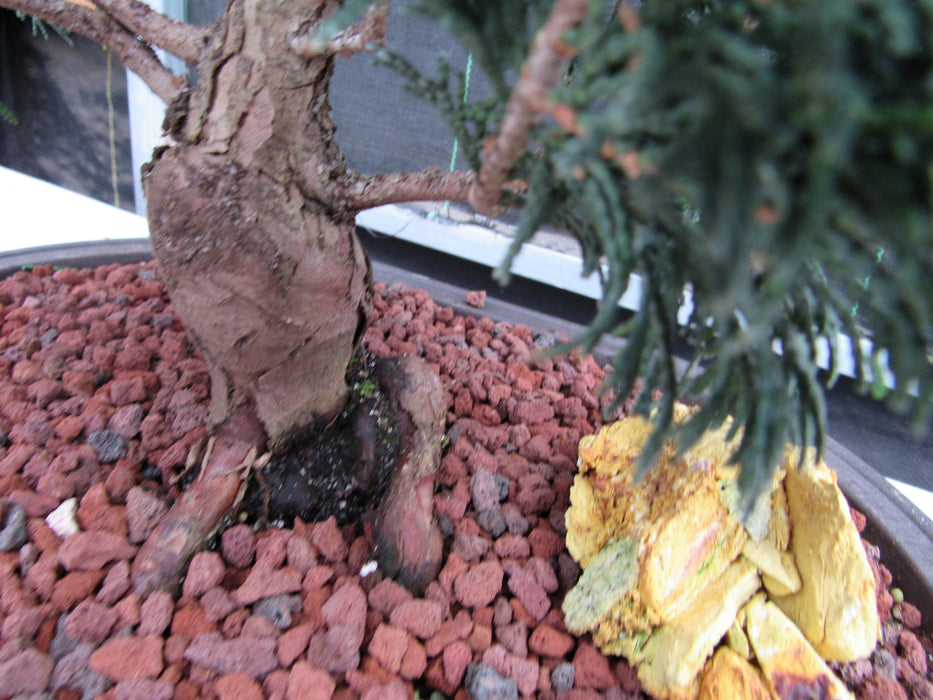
[742, 536, 801, 597]
[746, 596, 855, 700]
[636, 559, 761, 700]
[773, 450, 880, 661]
[565, 407, 747, 633]
[698, 647, 772, 700]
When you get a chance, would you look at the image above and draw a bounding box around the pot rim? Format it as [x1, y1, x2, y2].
[3, 238, 932, 626]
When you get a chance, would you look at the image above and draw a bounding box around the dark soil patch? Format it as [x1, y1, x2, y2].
[0, 260, 930, 700]
[242, 352, 402, 528]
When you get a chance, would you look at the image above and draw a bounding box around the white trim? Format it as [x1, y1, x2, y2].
[0, 166, 148, 249]
[126, 0, 187, 216]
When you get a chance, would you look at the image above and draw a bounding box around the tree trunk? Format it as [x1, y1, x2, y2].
[145, 0, 371, 446]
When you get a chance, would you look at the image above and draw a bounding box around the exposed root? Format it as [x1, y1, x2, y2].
[371, 355, 448, 594]
[131, 407, 266, 597]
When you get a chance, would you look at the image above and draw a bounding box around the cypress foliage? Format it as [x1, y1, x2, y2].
[392, 0, 933, 507]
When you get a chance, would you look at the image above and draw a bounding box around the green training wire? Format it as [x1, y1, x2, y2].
[441, 52, 473, 217]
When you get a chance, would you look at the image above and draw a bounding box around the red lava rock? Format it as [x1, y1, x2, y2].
[425, 609, 474, 658]
[389, 599, 444, 639]
[285, 534, 317, 575]
[221, 523, 257, 568]
[200, 586, 240, 622]
[58, 530, 136, 571]
[108, 376, 148, 406]
[115, 592, 143, 627]
[321, 581, 367, 645]
[369, 623, 411, 673]
[368, 577, 414, 616]
[861, 675, 910, 700]
[183, 632, 278, 679]
[497, 620, 529, 657]
[171, 600, 218, 639]
[1, 605, 44, 640]
[55, 415, 85, 442]
[139, 590, 175, 636]
[183, 551, 227, 598]
[528, 520, 565, 559]
[306, 625, 362, 674]
[443, 640, 473, 688]
[90, 635, 165, 682]
[76, 482, 127, 535]
[0, 648, 54, 696]
[900, 629, 928, 675]
[505, 563, 551, 621]
[573, 641, 617, 690]
[263, 668, 290, 700]
[51, 570, 106, 611]
[310, 516, 349, 563]
[482, 643, 540, 696]
[362, 679, 411, 700]
[255, 528, 290, 569]
[233, 566, 303, 605]
[454, 560, 504, 609]
[467, 622, 494, 654]
[899, 602, 922, 629]
[494, 534, 531, 559]
[529, 624, 575, 658]
[63, 599, 119, 643]
[113, 679, 174, 700]
[214, 671, 264, 700]
[241, 614, 278, 638]
[287, 660, 336, 700]
[453, 529, 491, 562]
[108, 404, 144, 439]
[164, 635, 189, 665]
[470, 468, 502, 512]
[400, 636, 429, 680]
[277, 621, 317, 667]
[302, 564, 334, 591]
[465, 290, 486, 308]
[125, 486, 169, 544]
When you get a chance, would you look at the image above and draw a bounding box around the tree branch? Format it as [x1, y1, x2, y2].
[291, 1, 389, 58]
[345, 167, 526, 212]
[1, 0, 187, 105]
[93, 0, 210, 66]
[345, 168, 476, 211]
[468, 0, 588, 216]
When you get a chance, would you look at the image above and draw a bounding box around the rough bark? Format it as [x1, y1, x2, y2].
[145, 0, 372, 446]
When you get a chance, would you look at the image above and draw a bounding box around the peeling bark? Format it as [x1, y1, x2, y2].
[145, 0, 371, 446]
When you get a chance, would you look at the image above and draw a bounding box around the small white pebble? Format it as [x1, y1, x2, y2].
[359, 560, 378, 577]
[46, 498, 80, 538]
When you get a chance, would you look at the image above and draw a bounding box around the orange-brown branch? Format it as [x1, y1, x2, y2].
[468, 0, 588, 216]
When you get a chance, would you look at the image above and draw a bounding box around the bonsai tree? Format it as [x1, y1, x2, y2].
[4, 0, 931, 596]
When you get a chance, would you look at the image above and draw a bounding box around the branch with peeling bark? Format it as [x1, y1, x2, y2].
[345, 167, 526, 212]
[2, 0, 195, 105]
[91, 0, 211, 65]
[468, 0, 588, 216]
[291, 1, 389, 58]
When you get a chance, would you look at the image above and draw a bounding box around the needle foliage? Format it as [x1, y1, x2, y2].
[391, 0, 933, 506]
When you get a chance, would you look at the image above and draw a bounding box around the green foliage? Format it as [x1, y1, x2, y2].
[15, 10, 72, 45]
[0, 100, 16, 125]
[413, 0, 933, 507]
[374, 0, 555, 173]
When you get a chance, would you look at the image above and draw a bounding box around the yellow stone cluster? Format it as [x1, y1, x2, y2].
[562, 404, 880, 700]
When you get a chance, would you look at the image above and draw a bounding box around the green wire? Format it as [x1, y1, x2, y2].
[441, 52, 473, 217]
